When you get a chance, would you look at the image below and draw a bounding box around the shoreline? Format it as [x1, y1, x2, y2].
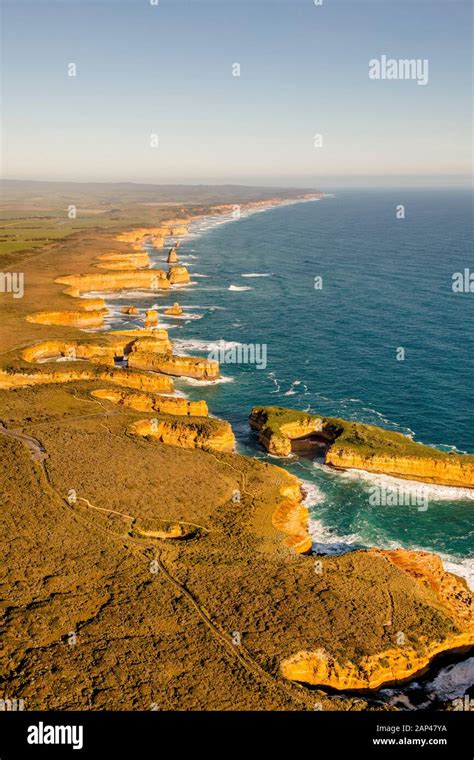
[93, 202, 474, 590]
[1, 191, 473, 707]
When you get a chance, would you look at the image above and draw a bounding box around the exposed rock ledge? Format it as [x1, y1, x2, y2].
[128, 351, 220, 380]
[95, 251, 151, 270]
[250, 406, 474, 488]
[0, 367, 174, 393]
[129, 416, 235, 453]
[55, 270, 170, 297]
[281, 548, 474, 690]
[91, 388, 208, 417]
[21, 333, 172, 364]
[26, 310, 107, 328]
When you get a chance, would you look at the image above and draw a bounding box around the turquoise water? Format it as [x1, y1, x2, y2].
[104, 189, 474, 584]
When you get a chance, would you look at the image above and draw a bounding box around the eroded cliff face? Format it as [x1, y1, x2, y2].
[115, 227, 167, 246]
[91, 388, 208, 417]
[129, 417, 235, 452]
[95, 251, 151, 270]
[281, 548, 474, 690]
[250, 410, 325, 456]
[55, 270, 170, 296]
[128, 351, 220, 380]
[326, 448, 474, 489]
[250, 406, 474, 489]
[0, 367, 174, 393]
[271, 496, 312, 554]
[26, 310, 107, 328]
[167, 266, 190, 285]
[21, 333, 172, 364]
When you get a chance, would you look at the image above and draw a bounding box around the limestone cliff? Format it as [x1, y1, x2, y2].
[120, 305, 139, 315]
[0, 367, 174, 393]
[129, 416, 235, 452]
[26, 310, 107, 328]
[128, 351, 219, 380]
[250, 406, 474, 488]
[115, 227, 167, 245]
[96, 252, 151, 270]
[281, 548, 474, 690]
[91, 388, 208, 417]
[21, 333, 172, 364]
[167, 248, 178, 263]
[55, 270, 169, 297]
[326, 448, 474, 489]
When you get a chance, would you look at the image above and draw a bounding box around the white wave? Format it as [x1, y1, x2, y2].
[424, 658, 474, 702]
[267, 372, 280, 393]
[300, 480, 326, 507]
[440, 555, 474, 589]
[309, 517, 361, 556]
[192, 273, 210, 278]
[284, 380, 302, 396]
[179, 375, 235, 386]
[173, 338, 242, 352]
[228, 285, 253, 291]
[336, 468, 474, 502]
[241, 273, 273, 278]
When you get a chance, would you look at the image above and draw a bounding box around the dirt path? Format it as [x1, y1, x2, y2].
[0, 422, 48, 461]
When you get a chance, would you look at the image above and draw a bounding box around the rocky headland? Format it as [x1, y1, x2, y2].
[250, 406, 474, 488]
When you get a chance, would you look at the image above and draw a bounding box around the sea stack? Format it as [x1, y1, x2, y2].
[164, 302, 183, 316]
[167, 247, 179, 263]
[167, 266, 190, 285]
[120, 305, 139, 315]
[144, 309, 159, 327]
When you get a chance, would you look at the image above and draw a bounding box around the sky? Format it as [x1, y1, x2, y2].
[1, 0, 472, 187]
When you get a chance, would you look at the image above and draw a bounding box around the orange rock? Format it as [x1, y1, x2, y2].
[91, 388, 208, 417]
[120, 305, 139, 315]
[163, 302, 183, 317]
[129, 417, 235, 453]
[55, 270, 170, 297]
[144, 309, 159, 327]
[128, 351, 219, 380]
[167, 266, 190, 285]
[26, 310, 107, 328]
[281, 548, 474, 690]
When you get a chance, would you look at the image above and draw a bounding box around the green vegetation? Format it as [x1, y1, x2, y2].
[0, 179, 314, 260]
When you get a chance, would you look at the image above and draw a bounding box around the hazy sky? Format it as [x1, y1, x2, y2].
[1, 0, 472, 187]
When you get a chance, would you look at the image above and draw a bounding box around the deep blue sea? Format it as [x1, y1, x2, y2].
[100, 189, 474, 586]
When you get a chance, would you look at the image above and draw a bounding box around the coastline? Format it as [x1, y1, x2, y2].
[1, 191, 473, 709]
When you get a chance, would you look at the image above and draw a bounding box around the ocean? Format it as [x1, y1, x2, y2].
[97, 188, 474, 588]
